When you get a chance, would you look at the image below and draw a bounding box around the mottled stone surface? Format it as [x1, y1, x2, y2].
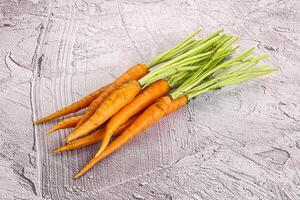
[0, 0, 300, 199]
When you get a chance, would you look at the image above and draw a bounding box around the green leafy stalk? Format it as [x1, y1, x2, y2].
[170, 49, 277, 100]
[172, 48, 254, 97]
[141, 51, 214, 86]
[139, 30, 226, 86]
[168, 71, 194, 88]
[147, 29, 202, 67]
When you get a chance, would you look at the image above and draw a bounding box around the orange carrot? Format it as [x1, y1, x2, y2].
[47, 116, 82, 134]
[165, 95, 188, 115]
[66, 80, 142, 142]
[53, 114, 140, 153]
[34, 85, 108, 124]
[75, 64, 148, 129]
[74, 96, 172, 179]
[95, 79, 170, 157]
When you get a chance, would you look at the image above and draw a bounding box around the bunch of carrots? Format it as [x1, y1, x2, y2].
[35, 29, 276, 179]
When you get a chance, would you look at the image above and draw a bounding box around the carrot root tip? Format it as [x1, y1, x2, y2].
[94, 152, 101, 158]
[33, 120, 41, 125]
[73, 173, 82, 179]
[47, 128, 56, 134]
[65, 137, 71, 143]
[52, 148, 62, 154]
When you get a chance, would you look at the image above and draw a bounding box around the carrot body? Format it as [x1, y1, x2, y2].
[34, 85, 108, 124]
[95, 79, 170, 157]
[47, 116, 82, 134]
[75, 64, 148, 129]
[74, 96, 172, 179]
[53, 114, 140, 153]
[67, 80, 142, 142]
[165, 95, 188, 115]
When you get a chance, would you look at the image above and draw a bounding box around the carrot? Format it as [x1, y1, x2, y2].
[74, 96, 172, 179]
[95, 79, 170, 157]
[165, 95, 188, 115]
[47, 116, 81, 134]
[53, 114, 140, 153]
[34, 85, 108, 124]
[75, 64, 148, 129]
[66, 80, 142, 142]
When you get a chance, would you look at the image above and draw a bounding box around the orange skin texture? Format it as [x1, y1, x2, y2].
[74, 96, 173, 179]
[34, 85, 108, 124]
[165, 95, 188, 115]
[53, 114, 139, 153]
[96, 79, 170, 157]
[74, 95, 188, 179]
[75, 64, 148, 129]
[67, 80, 142, 142]
[47, 116, 82, 134]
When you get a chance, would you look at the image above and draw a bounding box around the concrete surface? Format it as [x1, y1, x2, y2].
[0, 0, 300, 199]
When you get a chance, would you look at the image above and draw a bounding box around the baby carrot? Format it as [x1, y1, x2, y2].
[34, 85, 108, 124]
[53, 114, 140, 153]
[95, 79, 170, 157]
[165, 95, 188, 115]
[47, 115, 81, 134]
[74, 96, 172, 179]
[75, 64, 148, 129]
[66, 80, 142, 142]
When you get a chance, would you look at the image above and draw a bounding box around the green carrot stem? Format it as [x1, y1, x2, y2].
[172, 48, 255, 98]
[169, 50, 276, 100]
[215, 54, 268, 77]
[196, 29, 224, 47]
[139, 33, 225, 86]
[180, 36, 239, 86]
[186, 69, 275, 99]
[168, 71, 195, 88]
[147, 29, 202, 67]
[186, 62, 259, 95]
[144, 30, 224, 75]
[140, 52, 214, 86]
[162, 40, 201, 62]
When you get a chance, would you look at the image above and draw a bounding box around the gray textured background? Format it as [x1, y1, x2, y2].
[0, 0, 300, 199]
